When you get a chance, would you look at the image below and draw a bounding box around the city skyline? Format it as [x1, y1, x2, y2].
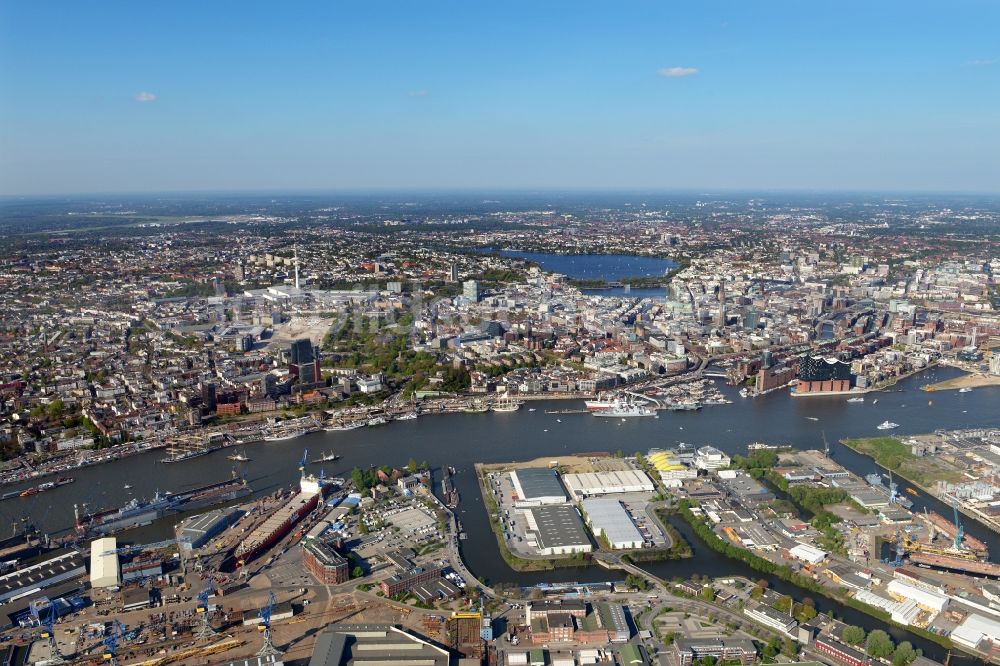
[2, 0, 999, 195]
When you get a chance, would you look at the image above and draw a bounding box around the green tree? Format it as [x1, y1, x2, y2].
[761, 637, 780, 663]
[866, 629, 894, 660]
[842, 625, 866, 646]
[351, 566, 364, 579]
[780, 637, 798, 657]
[699, 586, 715, 602]
[46, 399, 65, 420]
[892, 641, 918, 666]
[407, 458, 417, 473]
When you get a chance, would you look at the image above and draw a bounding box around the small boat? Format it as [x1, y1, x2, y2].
[805, 416, 819, 421]
[872, 399, 879, 404]
[906, 487, 918, 496]
[226, 450, 250, 462]
[124, 484, 132, 490]
[846, 396, 865, 403]
[959, 387, 973, 393]
[366, 417, 388, 427]
[395, 412, 418, 420]
[528, 408, 536, 412]
[877, 420, 899, 431]
[310, 452, 340, 464]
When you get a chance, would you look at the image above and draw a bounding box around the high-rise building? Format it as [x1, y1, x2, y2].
[200, 381, 217, 412]
[289, 338, 314, 365]
[717, 280, 727, 327]
[289, 338, 321, 386]
[449, 263, 459, 282]
[463, 280, 479, 303]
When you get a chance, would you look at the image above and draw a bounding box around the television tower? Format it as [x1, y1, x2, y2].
[294, 247, 300, 290]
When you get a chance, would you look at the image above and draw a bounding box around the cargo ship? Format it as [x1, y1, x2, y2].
[922, 510, 989, 557]
[230, 473, 328, 568]
[908, 552, 1000, 577]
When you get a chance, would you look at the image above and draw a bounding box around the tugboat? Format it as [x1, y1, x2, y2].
[226, 450, 251, 462]
[310, 451, 341, 464]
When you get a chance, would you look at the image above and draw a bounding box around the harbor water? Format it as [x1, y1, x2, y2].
[2, 365, 997, 661]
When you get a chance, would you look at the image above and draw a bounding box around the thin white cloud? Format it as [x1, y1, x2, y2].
[407, 90, 428, 97]
[134, 91, 157, 103]
[657, 66, 699, 78]
[967, 58, 996, 66]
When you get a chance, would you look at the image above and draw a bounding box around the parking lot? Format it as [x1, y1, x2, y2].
[385, 506, 437, 536]
[616, 492, 668, 548]
[486, 470, 543, 558]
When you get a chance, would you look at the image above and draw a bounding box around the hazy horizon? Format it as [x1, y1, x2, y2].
[2, 1, 999, 196]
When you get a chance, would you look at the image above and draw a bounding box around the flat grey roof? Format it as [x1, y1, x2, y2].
[309, 624, 449, 666]
[581, 498, 643, 545]
[527, 505, 591, 550]
[512, 467, 567, 501]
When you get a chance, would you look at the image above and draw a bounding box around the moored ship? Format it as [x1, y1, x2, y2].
[592, 398, 656, 418]
[75, 475, 254, 536]
[174, 476, 253, 512]
[161, 446, 219, 464]
[231, 472, 327, 567]
[492, 397, 521, 412]
[75, 491, 177, 536]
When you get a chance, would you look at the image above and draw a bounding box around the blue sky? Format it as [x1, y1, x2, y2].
[1, 1, 998, 195]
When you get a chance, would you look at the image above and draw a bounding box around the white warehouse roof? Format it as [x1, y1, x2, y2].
[788, 543, 828, 565]
[886, 579, 949, 613]
[581, 498, 644, 549]
[562, 470, 655, 498]
[90, 536, 120, 589]
[951, 613, 1000, 650]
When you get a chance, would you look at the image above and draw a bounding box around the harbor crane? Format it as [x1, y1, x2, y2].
[299, 448, 308, 473]
[194, 582, 217, 640]
[892, 530, 904, 567]
[953, 502, 965, 551]
[103, 620, 126, 666]
[256, 591, 282, 659]
[31, 598, 65, 664]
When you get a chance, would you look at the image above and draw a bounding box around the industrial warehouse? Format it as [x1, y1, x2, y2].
[509, 468, 568, 506]
[580, 498, 645, 549]
[523, 505, 593, 556]
[484, 457, 666, 560]
[561, 470, 655, 498]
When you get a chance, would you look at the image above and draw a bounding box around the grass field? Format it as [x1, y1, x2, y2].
[841, 436, 963, 487]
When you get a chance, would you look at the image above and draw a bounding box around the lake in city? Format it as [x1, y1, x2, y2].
[485, 249, 676, 282]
